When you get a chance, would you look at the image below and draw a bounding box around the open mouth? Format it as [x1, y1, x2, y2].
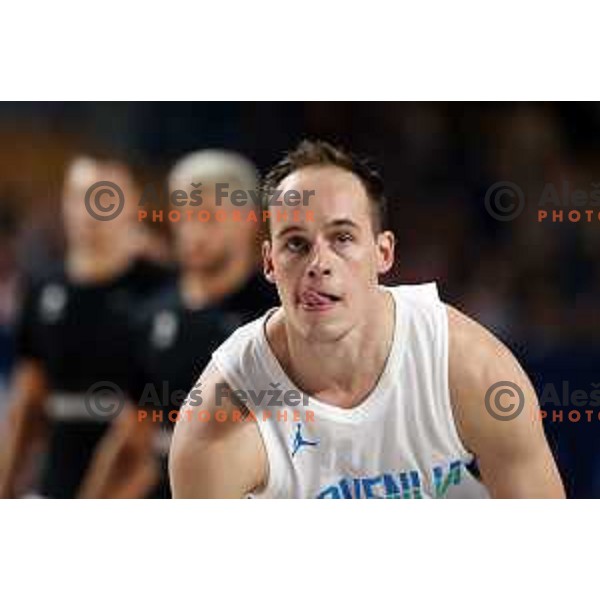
[298, 289, 342, 311]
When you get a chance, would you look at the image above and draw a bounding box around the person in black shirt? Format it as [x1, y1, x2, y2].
[0, 156, 171, 498]
[85, 150, 278, 498]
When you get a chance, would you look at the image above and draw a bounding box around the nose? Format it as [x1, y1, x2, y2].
[307, 240, 332, 278]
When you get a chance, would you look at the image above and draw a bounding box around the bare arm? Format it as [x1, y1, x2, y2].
[0, 360, 48, 498]
[169, 361, 267, 499]
[447, 305, 565, 498]
[78, 405, 158, 499]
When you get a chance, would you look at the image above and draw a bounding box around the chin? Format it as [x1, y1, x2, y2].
[306, 325, 350, 344]
[295, 313, 350, 344]
[185, 255, 216, 271]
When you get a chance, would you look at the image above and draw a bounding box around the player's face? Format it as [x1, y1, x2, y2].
[62, 158, 138, 251]
[263, 166, 394, 342]
[173, 188, 249, 274]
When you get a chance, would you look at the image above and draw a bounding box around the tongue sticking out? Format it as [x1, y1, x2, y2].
[299, 290, 339, 308]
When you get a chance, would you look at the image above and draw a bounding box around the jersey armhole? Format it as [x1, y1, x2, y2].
[437, 302, 475, 463]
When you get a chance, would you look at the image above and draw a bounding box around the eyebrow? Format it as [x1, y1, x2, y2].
[276, 219, 360, 239]
[325, 218, 360, 230]
[276, 225, 307, 239]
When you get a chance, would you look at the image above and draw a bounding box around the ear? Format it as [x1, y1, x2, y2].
[375, 230, 395, 275]
[262, 239, 276, 283]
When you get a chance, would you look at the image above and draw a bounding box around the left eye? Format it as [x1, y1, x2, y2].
[336, 232, 354, 243]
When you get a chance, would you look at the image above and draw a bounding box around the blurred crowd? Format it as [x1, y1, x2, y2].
[0, 101, 598, 497]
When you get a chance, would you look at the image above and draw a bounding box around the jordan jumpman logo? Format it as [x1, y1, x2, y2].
[291, 423, 319, 457]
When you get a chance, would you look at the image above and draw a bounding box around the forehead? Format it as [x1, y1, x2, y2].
[64, 159, 127, 193]
[64, 159, 102, 190]
[278, 166, 371, 225]
[281, 165, 367, 201]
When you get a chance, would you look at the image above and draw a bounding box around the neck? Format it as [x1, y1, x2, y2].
[180, 252, 256, 310]
[275, 288, 395, 408]
[66, 243, 133, 284]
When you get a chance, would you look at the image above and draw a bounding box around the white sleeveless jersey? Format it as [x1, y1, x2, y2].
[212, 283, 490, 499]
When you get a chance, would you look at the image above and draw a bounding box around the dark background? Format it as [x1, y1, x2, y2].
[0, 101, 598, 497]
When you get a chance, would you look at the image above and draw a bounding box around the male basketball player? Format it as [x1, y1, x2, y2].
[169, 140, 565, 499]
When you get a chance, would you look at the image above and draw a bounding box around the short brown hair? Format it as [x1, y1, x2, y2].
[262, 140, 387, 235]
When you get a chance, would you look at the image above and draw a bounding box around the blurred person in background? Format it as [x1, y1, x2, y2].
[0, 202, 20, 407]
[0, 202, 20, 484]
[78, 150, 277, 498]
[0, 154, 171, 498]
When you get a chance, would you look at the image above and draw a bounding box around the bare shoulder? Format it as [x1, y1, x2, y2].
[445, 304, 564, 497]
[169, 360, 267, 498]
[446, 305, 529, 396]
[174, 360, 248, 443]
[446, 304, 537, 443]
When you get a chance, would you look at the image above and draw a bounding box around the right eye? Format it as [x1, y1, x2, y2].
[285, 236, 309, 253]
